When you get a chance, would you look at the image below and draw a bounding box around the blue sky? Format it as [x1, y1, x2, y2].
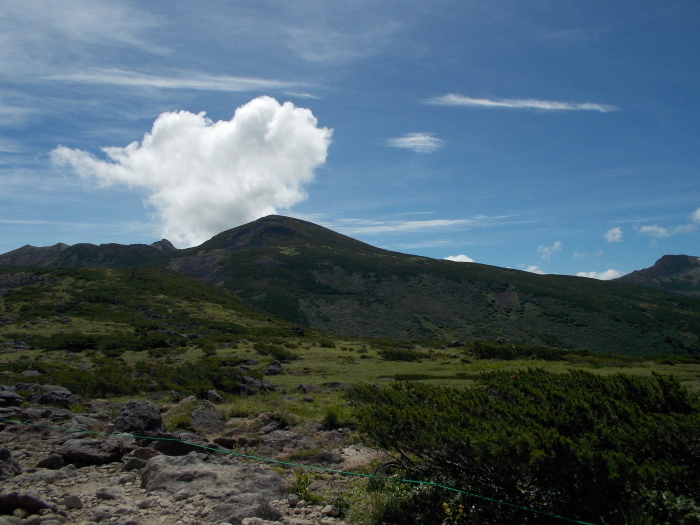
[1, 1, 699, 278]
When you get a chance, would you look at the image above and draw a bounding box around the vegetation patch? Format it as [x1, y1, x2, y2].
[253, 342, 299, 361]
[378, 348, 430, 362]
[350, 369, 700, 525]
[0, 357, 246, 398]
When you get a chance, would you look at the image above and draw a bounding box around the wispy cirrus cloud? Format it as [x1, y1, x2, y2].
[324, 214, 513, 236]
[49, 69, 303, 92]
[286, 22, 401, 62]
[333, 218, 469, 235]
[282, 91, 321, 100]
[427, 94, 617, 113]
[386, 133, 444, 153]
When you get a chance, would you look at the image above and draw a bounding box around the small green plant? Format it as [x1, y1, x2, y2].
[69, 402, 86, 414]
[318, 338, 335, 348]
[321, 404, 354, 430]
[622, 508, 654, 525]
[332, 496, 350, 518]
[289, 469, 323, 503]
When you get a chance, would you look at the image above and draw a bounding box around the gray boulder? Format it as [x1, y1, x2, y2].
[90, 505, 113, 522]
[207, 389, 224, 403]
[241, 376, 274, 393]
[0, 407, 21, 419]
[95, 486, 124, 500]
[141, 452, 285, 524]
[55, 436, 133, 466]
[121, 457, 147, 471]
[0, 491, 56, 514]
[0, 447, 21, 479]
[114, 401, 163, 434]
[12, 464, 77, 484]
[0, 388, 23, 408]
[256, 431, 318, 457]
[190, 401, 226, 434]
[38, 385, 82, 408]
[149, 431, 208, 456]
[36, 454, 65, 470]
[263, 361, 283, 376]
[296, 384, 319, 393]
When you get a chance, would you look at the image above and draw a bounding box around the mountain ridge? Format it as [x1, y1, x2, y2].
[1, 215, 699, 355]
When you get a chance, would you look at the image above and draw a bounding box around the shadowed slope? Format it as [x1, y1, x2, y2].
[0, 240, 176, 269]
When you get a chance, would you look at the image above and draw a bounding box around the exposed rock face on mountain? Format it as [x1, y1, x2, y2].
[1, 216, 700, 354]
[615, 254, 700, 297]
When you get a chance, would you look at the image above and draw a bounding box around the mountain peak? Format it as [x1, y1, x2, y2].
[615, 254, 700, 297]
[196, 215, 380, 254]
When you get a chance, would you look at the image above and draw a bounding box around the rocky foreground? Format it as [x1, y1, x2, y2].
[0, 383, 382, 525]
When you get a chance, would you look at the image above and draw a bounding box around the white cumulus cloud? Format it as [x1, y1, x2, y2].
[526, 265, 547, 275]
[692, 207, 700, 223]
[444, 254, 474, 262]
[604, 227, 623, 243]
[639, 225, 670, 238]
[427, 94, 617, 112]
[576, 269, 624, 280]
[51, 96, 332, 248]
[536, 240, 562, 260]
[386, 133, 444, 153]
[639, 224, 695, 238]
[638, 208, 700, 239]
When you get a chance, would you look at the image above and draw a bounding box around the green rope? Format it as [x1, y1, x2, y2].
[0, 416, 595, 524]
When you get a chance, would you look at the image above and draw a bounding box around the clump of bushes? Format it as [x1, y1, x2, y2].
[378, 348, 429, 362]
[0, 357, 245, 398]
[253, 342, 299, 361]
[350, 369, 700, 525]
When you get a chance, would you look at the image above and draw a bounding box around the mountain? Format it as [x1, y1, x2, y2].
[615, 254, 700, 297]
[1, 215, 699, 355]
[0, 239, 176, 268]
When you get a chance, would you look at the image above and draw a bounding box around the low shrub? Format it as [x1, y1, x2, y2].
[321, 404, 355, 430]
[378, 348, 429, 362]
[253, 342, 299, 361]
[350, 369, 700, 525]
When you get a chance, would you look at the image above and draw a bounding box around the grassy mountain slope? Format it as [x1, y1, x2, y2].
[0, 266, 289, 357]
[2, 216, 700, 355]
[615, 254, 700, 297]
[162, 216, 700, 354]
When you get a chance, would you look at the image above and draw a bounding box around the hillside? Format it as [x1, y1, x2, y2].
[615, 254, 700, 297]
[0, 266, 292, 362]
[2, 215, 700, 355]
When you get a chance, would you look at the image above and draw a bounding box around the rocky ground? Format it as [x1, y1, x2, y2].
[0, 383, 383, 525]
